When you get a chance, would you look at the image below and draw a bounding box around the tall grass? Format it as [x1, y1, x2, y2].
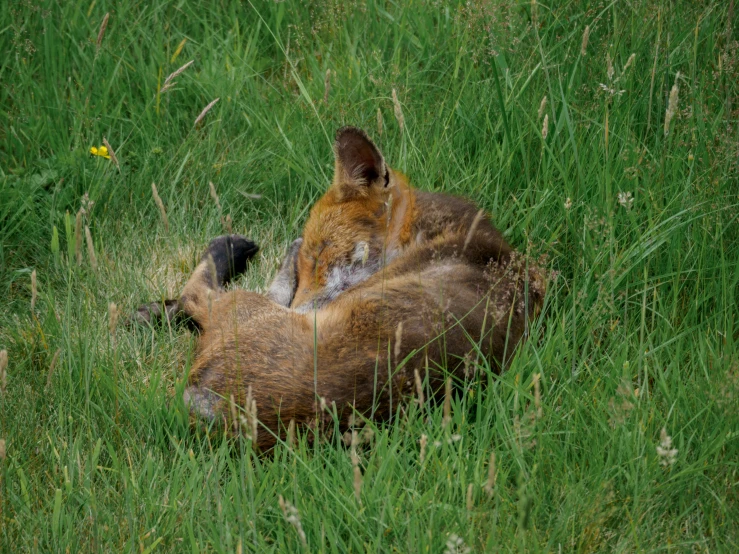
[1, 0, 738, 551]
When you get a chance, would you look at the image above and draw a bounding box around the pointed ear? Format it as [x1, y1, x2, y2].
[333, 127, 387, 191]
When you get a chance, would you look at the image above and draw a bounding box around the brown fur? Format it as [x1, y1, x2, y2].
[137, 127, 546, 451]
[179, 231, 544, 452]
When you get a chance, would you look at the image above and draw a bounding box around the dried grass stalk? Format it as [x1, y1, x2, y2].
[278, 496, 307, 546]
[462, 209, 485, 254]
[75, 210, 83, 265]
[46, 348, 62, 389]
[392, 88, 405, 132]
[85, 226, 97, 270]
[209, 181, 222, 211]
[664, 74, 680, 136]
[533, 372, 542, 419]
[393, 321, 403, 366]
[323, 69, 331, 104]
[102, 137, 119, 168]
[414, 368, 425, 410]
[96, 13, 110, 50]
[484, 450, 496, 496]
[151, 183, 170, 232]
[442, 376, 452, 428]
[581, 25, 590, 56]
[194, 98, 220, 127]
[287, 419, 296, 448]
[161, 60, 194, 94]
[0, 350, 7, 394]
[538, 95, 547, 119]
[31, 269, 37, 312]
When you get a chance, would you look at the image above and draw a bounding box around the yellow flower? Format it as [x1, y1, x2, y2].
[89, 145, 111, 160]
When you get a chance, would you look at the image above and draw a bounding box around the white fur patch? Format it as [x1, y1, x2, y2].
[294, 257, 380, 313]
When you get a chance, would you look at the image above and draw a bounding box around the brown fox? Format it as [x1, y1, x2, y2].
[135, 127, 545, 450]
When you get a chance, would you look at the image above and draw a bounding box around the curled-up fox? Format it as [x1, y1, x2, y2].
[136, 127, 546, 450]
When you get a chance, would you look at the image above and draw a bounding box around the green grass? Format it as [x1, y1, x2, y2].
[1, 0, 738, 551]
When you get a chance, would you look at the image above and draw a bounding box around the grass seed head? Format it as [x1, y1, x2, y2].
[323, 68, 331, 104]
[623, 53, 636, 73]
[151, 183, 170, 232]
[377, 107, 383, 136]
[617, 191, 634, 210]
[85, 226, 97, 270]
[75, 210, 83, 265]
[30, 269, 37, 312]
[194, 98, 220, 127]
[108, 302, 118, 337]
[96, 13, 110, 50]
[392, 88, 405, 132]
[209, 181, 222, 211]
[102, 137, 119, 168]
[393, 321, 403, 366]
[533, 373, 542, 419]
[538, 95, 547, 119]
[656, 427, 678, 466]
[278, 496, 307, 546]
[414, 368, 425, 409]
[581, 25, 590, 56]
[664, 74, 680, 136]
[442, 377, 452, 428]
[607, 53, 615, 82]
[170, 39, 188, 63]
[419, 433, 428, 463]
[466, 483, 474, 511]
[351, 445, 362, 503]
[287, 419, 296, 448]
[462, 209, 485, 254]
[222, 214, 233, 234]
[0, 350, 7, 394]
[484, 450, 496, 496]
[161, 60, 194, 94]
[444, 534, 471, 554]
[46, 348, 61, 389]
[541, 114, 549, 140]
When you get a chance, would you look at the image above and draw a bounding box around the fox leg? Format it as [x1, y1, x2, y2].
[129, 298, 181, 326]
[131, 235, 258, 328]
[179, 235, 259, 327]
[265, 238, 302, 307]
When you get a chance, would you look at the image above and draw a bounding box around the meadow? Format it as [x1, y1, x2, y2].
[1, 0, 738, 551]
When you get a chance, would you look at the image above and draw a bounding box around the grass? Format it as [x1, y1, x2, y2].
[1, 0, 738, 551]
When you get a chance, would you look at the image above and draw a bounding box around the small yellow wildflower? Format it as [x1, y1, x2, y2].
[89, 145, 111, 160]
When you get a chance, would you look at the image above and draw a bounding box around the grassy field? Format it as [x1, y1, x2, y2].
[1, 0, 738, 551]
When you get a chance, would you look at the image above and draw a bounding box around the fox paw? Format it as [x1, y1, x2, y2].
[203, 235, 259, 287]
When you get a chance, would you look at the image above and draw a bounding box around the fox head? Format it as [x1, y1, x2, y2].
[291, 127, 416, 312]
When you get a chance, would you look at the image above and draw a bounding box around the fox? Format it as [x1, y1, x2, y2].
[134, 127, 546, 450]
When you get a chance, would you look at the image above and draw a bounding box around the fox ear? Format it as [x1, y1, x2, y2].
[333, 127, 387, 191]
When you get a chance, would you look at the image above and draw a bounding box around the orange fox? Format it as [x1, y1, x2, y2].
[135, 127, 545, 450]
